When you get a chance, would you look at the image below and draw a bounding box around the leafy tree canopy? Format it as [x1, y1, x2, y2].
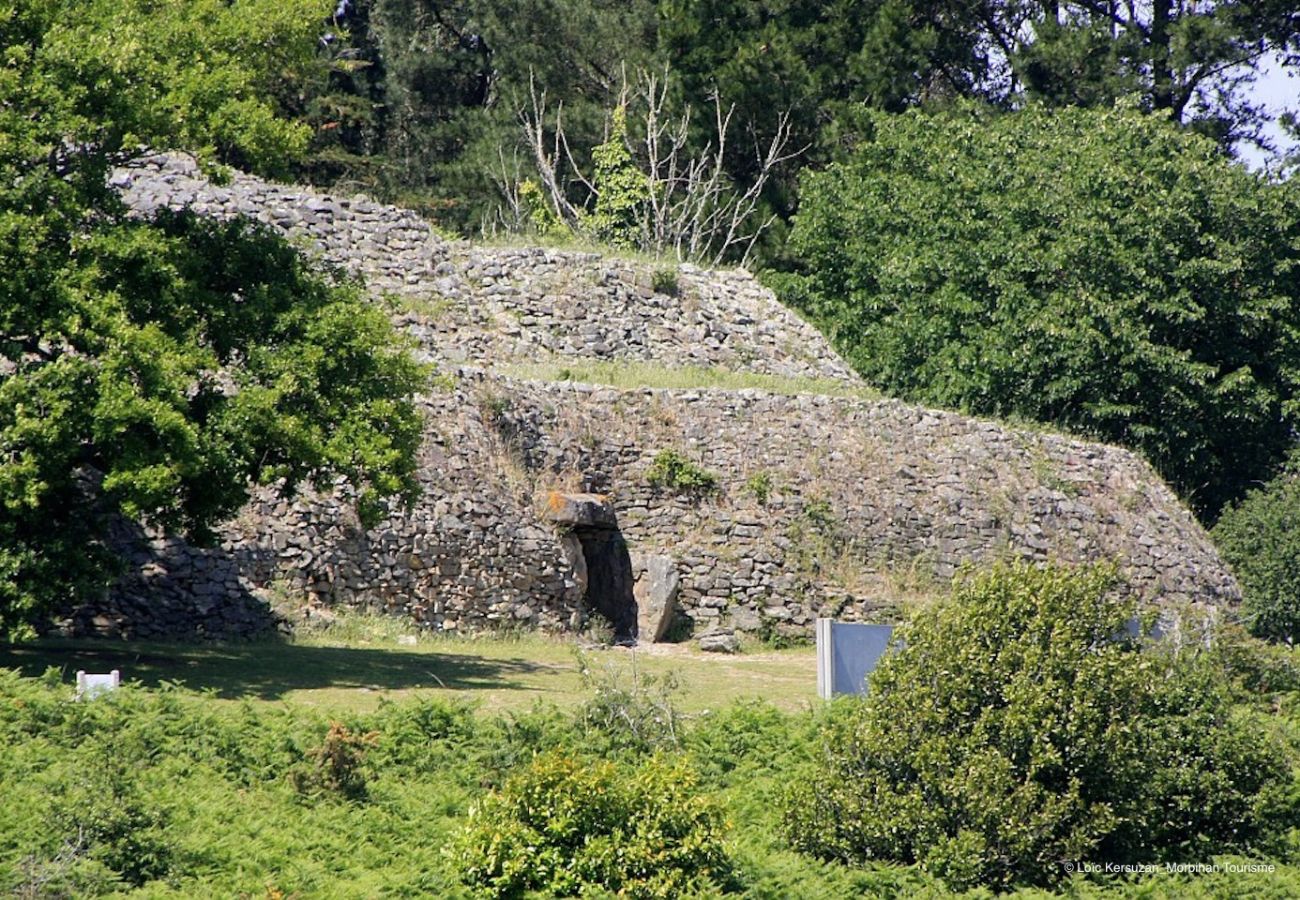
[304, 1, 1300, 240]
[773, 103, 1300, 517]
[0, 0, 427, 638]
[981, 1, 1300, 150]
[303, 0, 661, 227]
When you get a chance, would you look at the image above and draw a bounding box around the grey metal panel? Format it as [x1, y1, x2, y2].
[816, 619, 896, 697]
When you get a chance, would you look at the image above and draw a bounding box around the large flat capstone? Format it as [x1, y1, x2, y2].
[542, 492, 618, 529]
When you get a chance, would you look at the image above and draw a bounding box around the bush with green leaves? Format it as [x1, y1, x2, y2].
[773, 104, 1300, 519]
[651, 267, 681, 297]
[450, 752, 730, 899]
[785, 563, 1297, 891]
[646, 449, 719, 496]
[581, 104, 649, 250]
[1213, 457, 1300, 643]
[575, 652, 684, 754]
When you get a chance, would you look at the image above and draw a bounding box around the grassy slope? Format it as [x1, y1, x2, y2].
[497, 359, 880, 400]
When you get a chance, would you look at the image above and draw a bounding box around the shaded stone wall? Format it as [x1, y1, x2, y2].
[73, 155, 1240, 640]
[85, 368, 1237, 641]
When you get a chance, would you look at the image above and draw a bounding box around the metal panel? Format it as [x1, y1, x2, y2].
[816, 620, 895, 698]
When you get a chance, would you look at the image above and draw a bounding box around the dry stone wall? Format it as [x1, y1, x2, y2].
[113, 153, 851, 381]
[74, 154, 1240, 640]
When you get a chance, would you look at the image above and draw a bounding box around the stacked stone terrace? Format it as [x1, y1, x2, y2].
[79, 154, 1238, 640]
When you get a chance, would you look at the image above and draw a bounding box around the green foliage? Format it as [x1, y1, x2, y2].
[776, 104, 1300, 518]
[303, 0, 659, 229]
[0, 671, 474, 896]
[745, 471, 774, 505]
[978, 2, 1300, 147]
[800, 498, 837, 535]
[0, 213, 427, 638]
[1, 0, 325, 178]
[1213, 455, 1300, 643]
[576, 652, 684, 754]
[652, 267, 681, 297]
[1213, 624, 1300, 697]
[657, 0, 996, 264]
[785, 563, 1297, 890]
[581, 105, 649, 250]
[246, 0, 1300, 244]
[290, 721, 379, 800]
[450, 752, 730, 899]
[1, 0, 427, 637]
[646, 449, 720, 496]
[3, 657, 1300, 897]
[517, 178, 568, 239]
[41, 754, 174, 889]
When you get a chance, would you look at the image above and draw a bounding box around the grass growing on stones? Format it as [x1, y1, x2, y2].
[500, 359, 879, 399]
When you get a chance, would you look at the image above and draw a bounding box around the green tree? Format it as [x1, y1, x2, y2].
[300, 0, 660, 228]
[582, 106, 649, 250]
[773, 104, 1300, 518]
[786, 563, 1295, 890]
[0, 0, 427, 639]
[980, 1, 1300, 149]
[1213, 453, 1300, 643]
[657, 0, 998, 263]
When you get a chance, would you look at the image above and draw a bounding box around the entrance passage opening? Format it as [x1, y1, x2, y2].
[544, 492, 638, 642]
[572, 525, 637, 642]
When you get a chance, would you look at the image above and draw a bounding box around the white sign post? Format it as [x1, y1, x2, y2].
[76, 670, 121, 700]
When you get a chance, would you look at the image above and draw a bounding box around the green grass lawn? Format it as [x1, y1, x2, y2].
[0, 626, 817, 715]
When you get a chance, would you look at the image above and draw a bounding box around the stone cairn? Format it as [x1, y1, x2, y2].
[67, 153, 1239, 643]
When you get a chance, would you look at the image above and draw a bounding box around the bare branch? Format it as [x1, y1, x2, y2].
[515, 66, 804, 266]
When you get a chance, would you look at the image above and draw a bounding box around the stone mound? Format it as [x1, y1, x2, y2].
[71, 154, 1238, 641]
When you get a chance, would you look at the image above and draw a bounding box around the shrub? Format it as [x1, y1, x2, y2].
[450, 753, 730, 899]
[367, 696, 478, 773]
[651, 267, 680, 297]
[1213, 623, 1300, 696]
[41, 753, 174, 888]
[290, 722, 378, 800]
[1213, 459, 1300, 643]
[785, 562, 1296, 891]
[646, 449, 719, 496]
[744, 471, 774, 505]
[576, 653, 684, 754]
